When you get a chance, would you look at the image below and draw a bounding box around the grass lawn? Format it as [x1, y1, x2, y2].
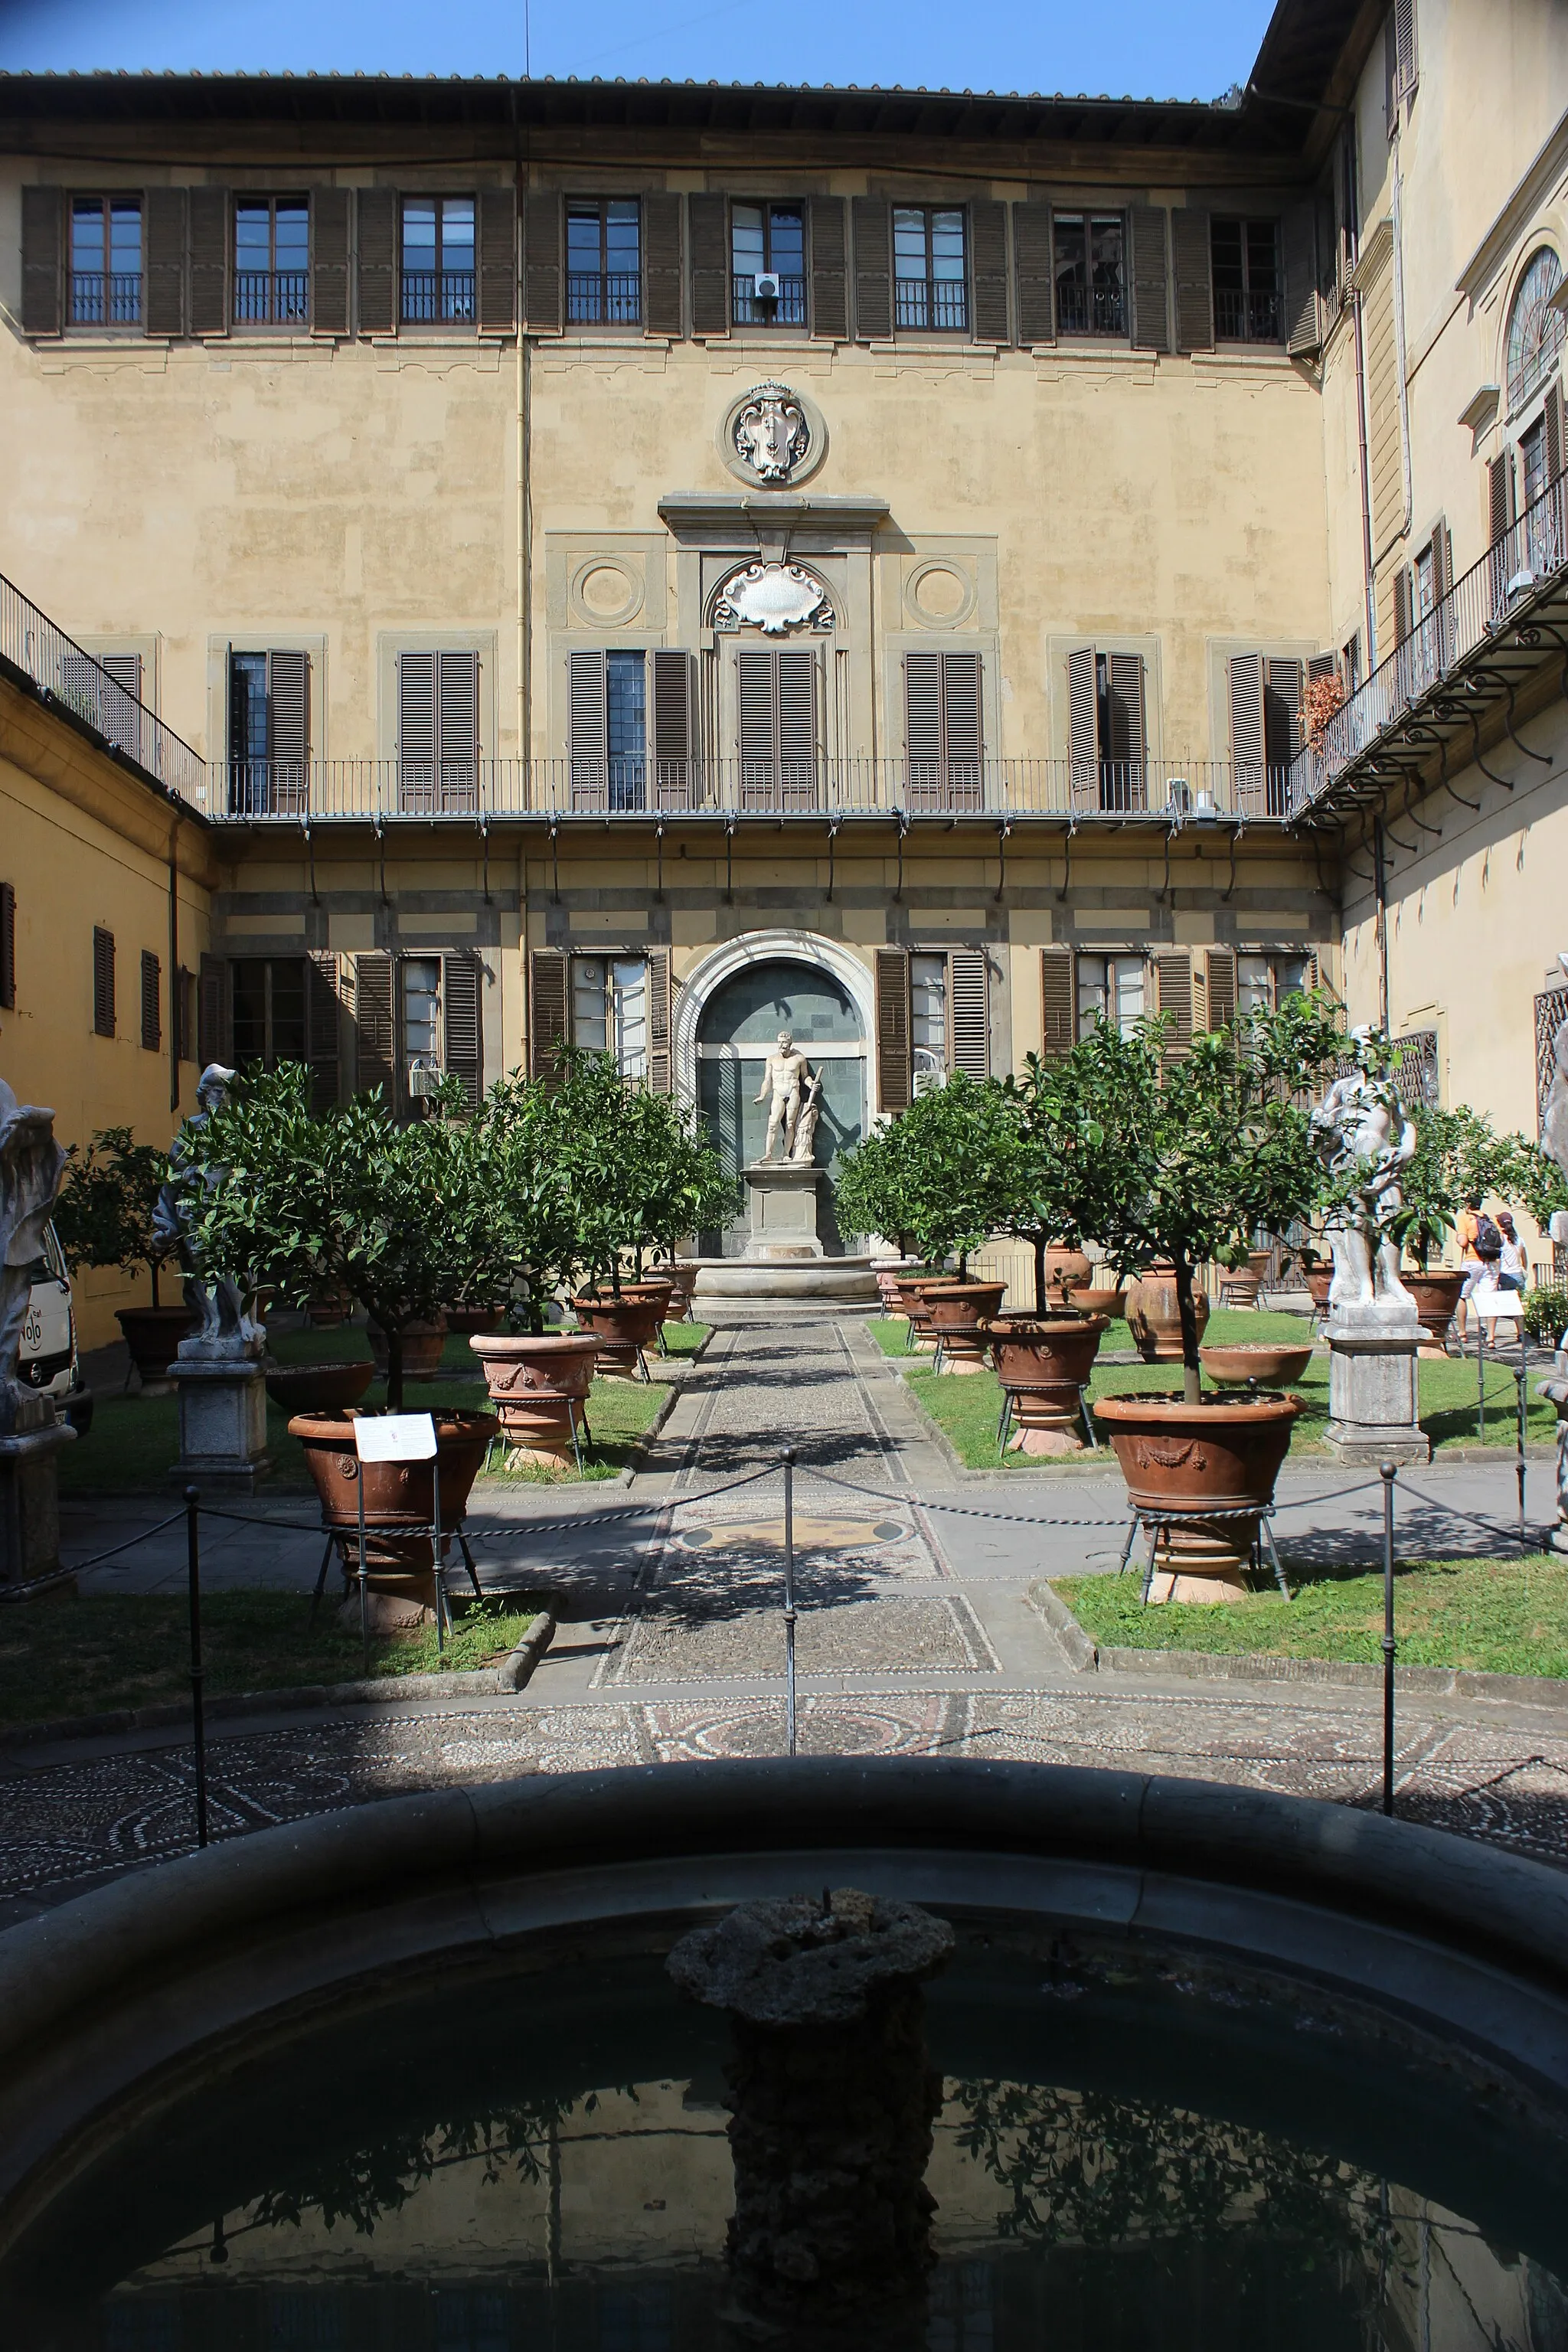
[0, 1591, 540, 1729]
[1052, 1556, 1568, 1679]
[867, 1312, 1557, 1468]
[62, 1321, 708, 1497]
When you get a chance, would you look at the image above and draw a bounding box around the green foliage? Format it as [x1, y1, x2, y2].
[52, 1126, 173, 1298]
[547, 1050, 736, 1296]
[1524, 1285, 1568, 1346]
[834, 1073, 1031, 1277]
[1390, 1103, 1497, 1266]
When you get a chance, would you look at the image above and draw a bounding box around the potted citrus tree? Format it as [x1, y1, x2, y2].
[1393, 1103, 1495, 1351]
[1042, 996, 1344, 1597]
[52, 1126, 193, 1390]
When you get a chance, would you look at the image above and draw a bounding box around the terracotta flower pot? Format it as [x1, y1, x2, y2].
[470, 1332, 600, 1469]
[1041, 1245, 1093, 1312]
[116, 1305, 198, 1392]
[1093, 1390, 1301, 1602]
[1247, 1249, 1275, 1285]
[1125, 1268, 1211, 1363]
[308, 1282, 351, 1329]
[660, 1263, 701, 1321]
[288, 1406, 501, 1622]
[263, 1359, 375, 1415]
[1067, 1282, 1128, 1322]
[443, 1304, 505, 1338]
[890, 1273, 942, 1353]
[1200, 1341, 1314, 1388]
[990, 1314, 1108, 1452]
[573, 1285, 668, 1376]
[1305, 1267, 1334, 1312]
[1220, 1267, 1263, 1308]
[1404, 1269, 1465, 1356]
[367, 1316, 448, 1383]
[922, 1280, 1008, 1374]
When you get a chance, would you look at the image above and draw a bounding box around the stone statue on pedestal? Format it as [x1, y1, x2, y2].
[754, 1031, 815, 1163]
[789, 1071, 824, 1166]
[0, 1077, 75, 1590]
[155, 1063, 272, 1490]
[152, 1063, 261, 1357]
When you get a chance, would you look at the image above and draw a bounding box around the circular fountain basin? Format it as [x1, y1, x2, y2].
[2, 1759, 1567, 2344]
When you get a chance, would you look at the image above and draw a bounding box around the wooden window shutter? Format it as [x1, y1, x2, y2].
[1392, 567, 1410, 647]
[808, 195, 848, 341]
[1013, 201, 1054, 345]
[852, 198, 892, 341]
[1067, 645, 1096, 786]
[1263, 657, 1304, 767]
[442, 952, 482, 1106]
[569, 648, 608, 806]
[1283, 205, 1320, 354]
[1153, 950, 1193, 1061]
[969, 198, 1009, 343]
[652, 650, 694, 804]
[1396, 0, 1418, 98]
[188, 187, 230, 337]
[904, 652, 943, 766]
[438, 651, 480, 776]
[528, 949, 570, 1085]
[1384, 9, 1400, 134]
[522, 190, 564, 332]
[144, 187, 187, 338]
[643, 192, 684, 337]
[1204, 946, 1238, 1031]
[874, 946, 912, 1112]
[399, 652, 436, 793]
[175, 965, 193, 1063]
[352, 952, 396, 1101]
[477, 185, 518, 332]
[198, 953, 230, 1067]
[1172, 207, 1213, 353]
[942, 653, 982, 766]
[1545, 380, 1564, 486]
[305, 950, 341, 1111]
[1106, 652, 1146, 765]
[92, 927, 116, 1039]
[645, 948, 673, 1093]
[0, 881, 14, 1011]
[357, 188, 398, 335]
[947, 950, 990, 1079]
[1040, 947, 1075, 1058]
[776, 652, 816, 773]
[21, 186, 63, 337]
[1488, 449, 1513, 544]
[1229, 652, 1265, 786]
[688, 194, 729, 335]
[268, 650, 309, 776]
[140, 950, 161, 1051]
[310, 188, 351, 337]
[1129, 206, 1169, 353]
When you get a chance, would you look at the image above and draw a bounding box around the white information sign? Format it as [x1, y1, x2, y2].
[1475, 1290, 1525, 1322]
[352, 1413, 439, 1462]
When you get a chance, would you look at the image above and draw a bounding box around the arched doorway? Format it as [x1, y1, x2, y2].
[695, 955, 867, 1256]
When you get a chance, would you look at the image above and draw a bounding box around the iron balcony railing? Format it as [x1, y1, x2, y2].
[198, 754, 1296, 824]
[893, 278, 969, 332]
[0, 571, 206, 802]
[234, 270, 309, 327]
[1214, 288, 1282, 343]
[400, 270, 476, 325]
[1056, 285, 1127, 337]
[70, 271, 142, 327]
[732, 273, 808, 326]
[567, 273, 642, 325]
[1288, 465, 1568, 815]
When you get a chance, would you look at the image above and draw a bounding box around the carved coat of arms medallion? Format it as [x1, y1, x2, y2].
[713, 562, 834, 635]
[730, 381, 811, 482]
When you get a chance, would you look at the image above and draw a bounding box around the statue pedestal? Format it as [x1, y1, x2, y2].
[1538, 1351, 1568, 1556]
[1324, 1305, 1431, 1465]
[169, 1344, 272, 1492]
[0, 1393, 77, 1597]
[743, 1161, 825, 1261]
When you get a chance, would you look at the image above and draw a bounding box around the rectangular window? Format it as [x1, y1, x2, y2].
[893, 207, 967, 332]
[1210, 217, 1282, 343]
[731, 202, 806, 326]
[566, 198, 642, 325]
[92, 926, 116, 1039]
[1076, 953, 1145, 1040]
[400, 956, 441, 1092]
[1054, 213, 1125, 337]
[61, 650, 143, 758]
[1067, 645, 1148, 810]
[227, 649, 309, 814]
[1238, 953, 1312, 1016]
[69, 196, 142, 327]
[233, 198, 309, 326]
[401, 197, 476, 324]
[397, 650, 479, 813]
[230, 956, 306, 1068]
[570, 956, 648, 1078]
[904, 651, 983, 812]
[910, 952, 948, 1083]
[737, 648, 818, 809]
[139, 949, 161, 1052]
[570, 650, 694, 813]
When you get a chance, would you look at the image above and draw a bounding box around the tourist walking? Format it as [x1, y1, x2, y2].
[1454, 1194, 1485, 1342]
[1496, 1211, 1527, 1292]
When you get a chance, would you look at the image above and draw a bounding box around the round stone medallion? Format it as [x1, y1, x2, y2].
[571, 559, 643, 627]
[906, 560, 976, 627]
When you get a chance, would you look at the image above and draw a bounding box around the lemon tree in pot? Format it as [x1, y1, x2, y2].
[52, 1127, 193, 1390]
[1043, 998, 1344, 1596]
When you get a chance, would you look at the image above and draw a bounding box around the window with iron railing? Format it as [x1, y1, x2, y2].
[893, 207, 967, 332]
[1054, 213, 1125, 337]
[1211, 217, 1282, 343]
[234, 198, 309, 326]
[732, 202, 806, 326]
[70, 196, 142, 328]
[567, 198, 642, 325]
[400, 197, 475, 325]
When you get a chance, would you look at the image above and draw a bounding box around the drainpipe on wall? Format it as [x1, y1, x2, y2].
[1353, 286, 1378, 669]
[1374, 817, 1390, 1032]
[167, 819, 181, 1119]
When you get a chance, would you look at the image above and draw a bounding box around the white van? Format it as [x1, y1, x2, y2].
[17, 1223, 93, 1433]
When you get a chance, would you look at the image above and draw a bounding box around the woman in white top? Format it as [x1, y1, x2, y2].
[1495, 1210, 1527, 1291]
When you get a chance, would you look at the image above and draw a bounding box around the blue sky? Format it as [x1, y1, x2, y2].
[0, 0, 1276, 103]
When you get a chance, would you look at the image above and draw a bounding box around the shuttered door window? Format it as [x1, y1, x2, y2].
[522, 191, 564, 332]
[441, 952, 482, 1106]
[1229, 652, 1266, 809]
[62, 651, 142, 758]
[188, 188, 230, 336]
[904, 652, 983, 811]
[145, 188, 186, 338]
[1282, 206, 1320, 355]
[140, 950, 161, 1051]
[652, 651, 694, 808]
[1014, 202, 1054, 345]
[947, 950, 990, 1079]
[269, 650, 309, 806]
[175, 966, 193, 1063]
[0, 882, 15, 1011]
[643, 193, 684, 337]
[1391, 568, 1411, 650]
[21, 187, 64, 337]
[1153, 951, 1193, 1063]
[528, 949, 570, 1085]
[1204, 947, 1238, 1031]
[398, 652, 479, 812]
[1263, 659, 1303, 807]
[1129, 206, 1169, 353]
[1488, 449, 1514, 613]
[1172, 207, 1214, 353]
[352, 952, 397, 1102]
[93, 927, 116, 1038]
[311, 188, 351, 337]
[1103, 653, 1147, 808]
[358, 188, 398, 335]
[808, 195, 848, 341]
[874, 946, 912, 1112]
[969, 200, 1009, 343]
[1040, 947, 1075, 1058]
[198, 954, 230, 1068]
[852, 198, 893, 341]
[689, 194, 730, 336]
[737, 650, 817, 811]
[305, 952, 341, 1112]
[1067, 645, 1097, 799]
[477, 185, 518, 332]
[569, 649, 609, 810]
[645, 948, 673, 1093]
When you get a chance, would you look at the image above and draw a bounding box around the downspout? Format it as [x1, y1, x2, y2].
[167, 818, 181, 1118]
[1352, 287, 1377, 668]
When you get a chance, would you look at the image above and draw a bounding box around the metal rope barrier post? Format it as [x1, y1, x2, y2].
[1380, 1461, 1397, 1819]
[354, 1456, 369, 1677]
[782, 1446, 797, 1759]
[1476, 1310, 1488, 1443]
[1517, 1328, 1530, 1554]
[184, 1486, 208, 1851]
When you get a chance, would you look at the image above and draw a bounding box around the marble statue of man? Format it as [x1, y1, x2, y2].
[152, 1063, 260, 1354]
[755, 1031, 814, 1163]
[0, 1079, 67, 1432]
[789, 1071, 825, 1166]
[1309, 1036, 1418, 1315]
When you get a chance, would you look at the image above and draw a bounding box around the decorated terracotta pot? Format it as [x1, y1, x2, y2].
[660, 1263, 701, 1321]
[1040, 1245, 1093, 1312]
[922, 1280, 1009, 1373]
[573, 1284, 669, 1375]
[470, 1332, 600, 1469]
[1067, 1283, 1129, 1322]
[288, 1406, 501, 1621]
[1403, 1269, 1465, 1355]
[990, 1314, 1108, 1452]
[263, 1359, 375, 1416]
[1199, 1341, 1314, 1389]
[890, 1273, 942, 1354]
[116, 1305, 197, 1392]
[367, 1315, 448, 1383]
[1093, 1390, 1300, 1602]
[1125, 1267, 1211, 1363]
